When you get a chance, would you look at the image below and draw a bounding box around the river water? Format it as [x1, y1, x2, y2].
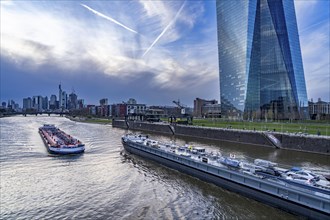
[1, 116, 329, 219]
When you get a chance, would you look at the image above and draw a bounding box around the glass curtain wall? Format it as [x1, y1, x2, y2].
[217, 0, 309, 120]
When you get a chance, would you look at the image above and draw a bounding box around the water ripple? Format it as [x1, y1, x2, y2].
[1, 116, 322, 219]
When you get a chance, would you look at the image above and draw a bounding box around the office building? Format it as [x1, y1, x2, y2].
[68, 92, 78, 110]
[32, 96, 43, 111]
[42, 96, 48, 110]
[59, 84, 67, 110]
[77, 99, 84, 109]
[309, 98, 330, 120]
[23, 97, 32, 110]
[100, 98, 108, 106]
[49, 95, 57, 110]
[194, 98, 220, 118]
[216, 0, 309, 120]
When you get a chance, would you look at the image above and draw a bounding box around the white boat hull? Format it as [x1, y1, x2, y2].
[48, 145, 85, 155]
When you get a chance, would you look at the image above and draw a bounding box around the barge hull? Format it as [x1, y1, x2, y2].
[39, 130, 85, 155]
[48, 147, 85, 155]
[123, 141, 330, 220]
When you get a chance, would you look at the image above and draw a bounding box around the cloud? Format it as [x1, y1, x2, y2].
[3, 0, 326, 104]
[0, 1, 217, 96]
[1, 35, 52, 68]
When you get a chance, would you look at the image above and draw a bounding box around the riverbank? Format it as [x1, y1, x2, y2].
[112, 119, 330, 155]
[67, 116, 112, 124]
[66, 117, 330, 155]
[192, 119, 330, 136]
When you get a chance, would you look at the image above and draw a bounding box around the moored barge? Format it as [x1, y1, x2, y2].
[122, 134, 330, 219]
[39, 124, 85, 155]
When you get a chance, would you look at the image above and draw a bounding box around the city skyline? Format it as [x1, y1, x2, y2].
[1, 0, 329, 106]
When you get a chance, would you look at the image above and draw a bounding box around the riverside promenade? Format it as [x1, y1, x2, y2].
[112, 119, 330, 155]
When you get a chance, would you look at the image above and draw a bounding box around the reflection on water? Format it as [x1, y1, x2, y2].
[1, 116, 328, 219]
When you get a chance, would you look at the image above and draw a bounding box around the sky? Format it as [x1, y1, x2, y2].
[1, 0, 329, 107]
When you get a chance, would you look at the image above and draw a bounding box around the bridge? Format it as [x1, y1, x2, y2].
[1, 112, 70, 117]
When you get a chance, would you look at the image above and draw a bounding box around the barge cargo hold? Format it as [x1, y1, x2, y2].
[39, 124, 85, 155]
[122, 134, 330, 220]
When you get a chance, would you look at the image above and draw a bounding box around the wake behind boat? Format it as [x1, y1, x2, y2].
[39, 124, 85, 155]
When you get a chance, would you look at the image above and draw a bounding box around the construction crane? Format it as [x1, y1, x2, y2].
[170, 99, 193, 125]
[172, 99, 186, 115]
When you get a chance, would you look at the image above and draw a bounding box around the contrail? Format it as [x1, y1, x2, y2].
[81, 4, 138, 34]
[300, 19, 328, 34]
[142, 1, 185, 57]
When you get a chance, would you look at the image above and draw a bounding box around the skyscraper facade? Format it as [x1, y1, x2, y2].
[216, 0, 309, 120]
[68, 92, 78, 110]
[58, 84, 67, 110]
[49, 95, 57, 110]
[23, 97, 32, 110]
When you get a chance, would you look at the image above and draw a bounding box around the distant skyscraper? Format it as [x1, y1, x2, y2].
[32, 96, 43, 111]
[23, 97, 32, 110]
[58, 84, 67, 110]
[127, 98, 137, 105]
[49, 95, 57, 110]
[100, 98, 108, 106]
[68, 92, 78, 110]
[59, 84, 62, 107]
[216, 0, 309, 120]
[77, 99, 84, 109]
[42, 96, 48, 110]
[7, 100, 16, 109]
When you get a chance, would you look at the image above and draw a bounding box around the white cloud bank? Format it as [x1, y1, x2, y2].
[1, 1, 328, 102]
[0, 1, 218, 96]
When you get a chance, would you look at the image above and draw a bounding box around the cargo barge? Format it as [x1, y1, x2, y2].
[122, 134, 330, 219]
[39, 124, 85, 155]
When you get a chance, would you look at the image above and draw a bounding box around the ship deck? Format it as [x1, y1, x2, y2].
[122, 134, 330, 219]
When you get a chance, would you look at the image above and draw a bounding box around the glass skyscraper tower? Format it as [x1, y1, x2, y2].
[216, 0, 309, 120]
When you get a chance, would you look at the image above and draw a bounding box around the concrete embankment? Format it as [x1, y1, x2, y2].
[112, 120, 330, 155]
[113, 119, 173, 134]
[273, 134, 330, 154]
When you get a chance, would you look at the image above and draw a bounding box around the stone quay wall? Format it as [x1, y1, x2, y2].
[273, 134, 330, 154]
[112, 119, 128, 129]
[112, 120, 330, 155]
[126, 121, 174, 135]
[174, 125, 272, 147]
